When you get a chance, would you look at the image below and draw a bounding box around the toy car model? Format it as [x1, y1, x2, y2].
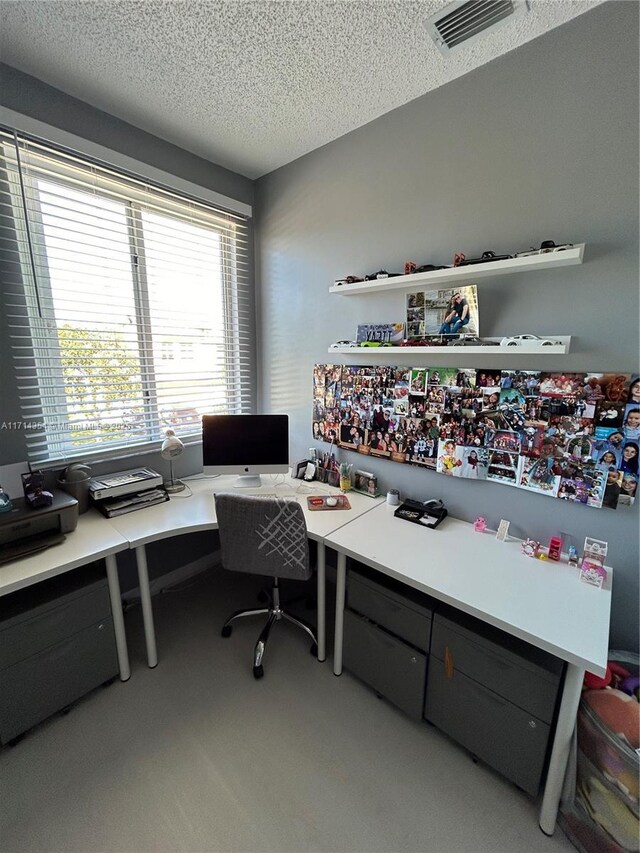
[456, 250, 512, 266]
[500, 335, 560, 347]
[358, 340, 394, 347]
[514, 240, 574, 258]
[400, 337, 446, 347]
[364, 269, 402, 281]
[449, 336, 500, 347]
[334, 275, 364, 286]
[329, 340, 358, 349]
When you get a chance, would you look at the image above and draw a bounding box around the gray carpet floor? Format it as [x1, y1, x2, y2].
[0, 568, 575, 853]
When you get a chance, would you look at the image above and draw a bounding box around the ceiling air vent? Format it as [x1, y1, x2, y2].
[426, 0, 530, 56]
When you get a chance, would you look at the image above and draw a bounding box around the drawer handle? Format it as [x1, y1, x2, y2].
[444, 645, 454, 679]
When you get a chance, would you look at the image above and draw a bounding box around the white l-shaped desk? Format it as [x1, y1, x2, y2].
[0, 480, 611, 836]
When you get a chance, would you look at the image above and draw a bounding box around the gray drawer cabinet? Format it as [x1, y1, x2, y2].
[343, 610, 427, 719]
[343, 569, 435, 719]
[424, 608, 563, 795]
[0, 565, 118, 744]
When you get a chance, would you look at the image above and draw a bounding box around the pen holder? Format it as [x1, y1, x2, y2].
[328, 470, 340, 488]
[316, 468, 328, 483]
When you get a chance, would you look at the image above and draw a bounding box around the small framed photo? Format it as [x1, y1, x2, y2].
[353, 469, 379, 496]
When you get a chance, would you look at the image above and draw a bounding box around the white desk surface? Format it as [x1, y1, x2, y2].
[325, 502, 611, 676]
[0, 509, 129, 597]
[108, 474, 383, 548]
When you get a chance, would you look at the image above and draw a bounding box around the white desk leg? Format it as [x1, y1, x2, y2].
[539, 662, 584, 835]
[316, 542, 326, 662]
[333, 552, 347, 676]
[105, 554, 130, 682]
[136, 544, 158, 668]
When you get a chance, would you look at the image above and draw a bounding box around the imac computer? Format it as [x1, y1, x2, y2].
[202, 414, 290, 488]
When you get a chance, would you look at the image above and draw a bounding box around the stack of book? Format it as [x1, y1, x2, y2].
[94, 487, 169, 518]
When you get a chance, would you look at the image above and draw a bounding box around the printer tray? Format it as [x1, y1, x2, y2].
[0, 531, 65, 565]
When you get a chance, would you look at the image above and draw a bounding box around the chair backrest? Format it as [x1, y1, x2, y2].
[214, 493, 311, 581]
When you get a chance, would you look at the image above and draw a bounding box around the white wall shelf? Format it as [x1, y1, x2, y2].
[327, 336, 572, 356]
[328, 244, 585, 295]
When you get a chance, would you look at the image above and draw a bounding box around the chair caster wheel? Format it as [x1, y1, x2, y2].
[221, 625, 232, 638]
[253, 665, 264, 679]
[310, 643, 318, 657]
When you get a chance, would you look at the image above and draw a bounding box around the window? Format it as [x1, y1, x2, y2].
[0, 128, 252, 464]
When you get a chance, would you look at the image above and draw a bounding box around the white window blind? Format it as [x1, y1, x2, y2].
[0, 127, 253, 464]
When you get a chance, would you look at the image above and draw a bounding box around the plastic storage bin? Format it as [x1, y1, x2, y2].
[560, 651, 639, 853]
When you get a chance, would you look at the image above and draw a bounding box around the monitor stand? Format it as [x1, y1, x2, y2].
[234, 474, 263, 489]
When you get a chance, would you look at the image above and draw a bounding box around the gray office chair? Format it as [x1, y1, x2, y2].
[214, 493, 318, 679]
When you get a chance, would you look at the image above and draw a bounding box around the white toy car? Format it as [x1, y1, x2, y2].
[330, 340, 358, 349]
[500, 335, 559, 347]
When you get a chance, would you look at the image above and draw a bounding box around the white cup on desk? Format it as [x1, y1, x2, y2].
[386, 489, 400, 507]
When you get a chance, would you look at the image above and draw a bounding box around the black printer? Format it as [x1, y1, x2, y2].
[0, 492, 79, 564]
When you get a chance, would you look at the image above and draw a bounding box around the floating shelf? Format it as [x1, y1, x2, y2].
[327, 337, 572, 356]
[328, 245, 585, 295]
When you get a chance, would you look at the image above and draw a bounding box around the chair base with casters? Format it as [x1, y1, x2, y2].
[221, 577, 318, 679]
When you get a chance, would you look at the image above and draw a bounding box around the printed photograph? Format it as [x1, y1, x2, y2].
[408, 395, 427, 418]
[436, 439, 463, 475]
[620, 441, 639, 477]
[420, 286, 479, 336]
[500, 370, 540, 396]
[499, 388, 526, 409]
[539, 372, 585, 396]
[340, 423, 366, 449]
[618, 473, 638, 507]
[521, 424, 546, 457]
[487, 450, 519, 485]
[558, 469, 598, 505]
[427, 367, 459, 387]
[628, 375, 640, 404]
[623, 403, 640, 440]
[517, 456, 561, 497]
[491, 430, 521, 453]
[458, 447, 489, 479]
[455, 369, 476, 388]
[409, 369, 427, 394]
[602, 469, 623, 510]
[368, 429, 391, 457]
[594, 400, 626, 428]
[475, 369, 501, 388]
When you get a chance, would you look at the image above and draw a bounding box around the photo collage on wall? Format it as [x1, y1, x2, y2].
[312, 366, 640, 511]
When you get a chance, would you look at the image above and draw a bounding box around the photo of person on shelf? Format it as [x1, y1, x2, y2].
[438, 292, 470, 334]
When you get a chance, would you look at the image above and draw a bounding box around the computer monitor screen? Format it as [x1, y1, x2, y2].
[202, 414, 290, 487]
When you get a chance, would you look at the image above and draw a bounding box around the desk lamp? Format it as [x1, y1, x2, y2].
[161, 428, 185, 493]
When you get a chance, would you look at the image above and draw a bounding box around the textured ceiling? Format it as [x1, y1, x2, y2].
[0, 1, 602, 179]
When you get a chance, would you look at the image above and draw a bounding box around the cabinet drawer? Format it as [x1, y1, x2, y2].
[425, 657, 550, 796]
[0, 618, 118, 743]
[343, 609, 427, 719]
[348, 571, 432, 651]
[431, 613, 561, 724]
[0, 582, 112, 670]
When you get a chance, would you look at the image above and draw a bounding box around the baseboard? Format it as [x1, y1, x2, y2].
[123, 551, 221, 603]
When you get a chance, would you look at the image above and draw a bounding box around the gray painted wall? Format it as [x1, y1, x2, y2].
[255, 3, 640, 651]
